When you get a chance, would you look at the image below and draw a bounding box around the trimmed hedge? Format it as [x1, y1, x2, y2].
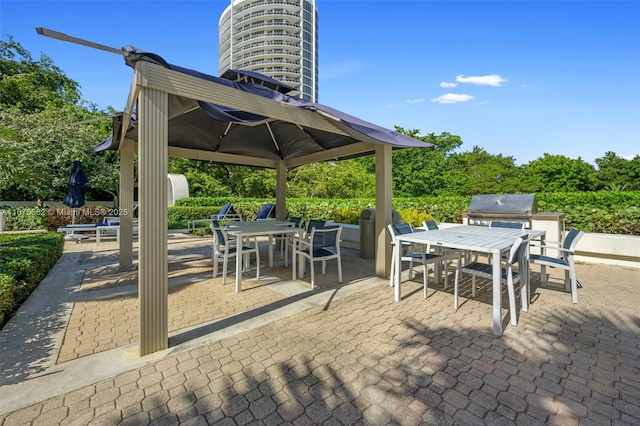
[0, 206, 116, 231]
[6, 191, 639, 234]
[0, 232, 65, 328]
[174, 192, 640, 234]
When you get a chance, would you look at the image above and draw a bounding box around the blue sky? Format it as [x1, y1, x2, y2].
[2, 0, 639, 165]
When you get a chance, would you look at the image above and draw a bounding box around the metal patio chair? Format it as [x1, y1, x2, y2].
[530, 227, 584, 303]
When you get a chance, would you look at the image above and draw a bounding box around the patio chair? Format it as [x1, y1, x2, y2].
[293, 225, 342, 289]
[274, 216, 304, 266]
[212, 203, 243, 222]
[388, 223, 457, 298]
[254, 203, 276, 220]
[530, 227, 584, 303]
[476, 221, 526, 264]
[454, 234, 533, 326]
[211, 220, 260, 285]
[422, 220, 439, 231]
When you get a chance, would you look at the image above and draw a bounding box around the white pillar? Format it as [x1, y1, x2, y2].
[138, 87, 168, 356]
[375, 145, 393, 277]
[119, 139, 134, 271]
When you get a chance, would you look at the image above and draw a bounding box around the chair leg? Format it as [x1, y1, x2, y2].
[222, 256, 228, 285]
[454, 268, 460, 310]
[292, 248, 297, 280]
[522, 259, 530, 312]
[507, 275, 517, 326]
[213, 252, 219, 278]
[299, 254, 305, 279]
[472, 275, 476, 297]
[256, 238, 258, 279]
[570, 262, 578, 304]
[310, 260, 315, 289]
[337, 254, 343, 283]
[284, 239, 290, 267]
[443, 261, 449, 290]
[423, 262, 428, 299]
[389, 250, 396, 287]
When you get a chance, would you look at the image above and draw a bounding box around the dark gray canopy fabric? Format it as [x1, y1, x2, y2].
[90, 47, 433, 166]
[220, 69, 296, 94]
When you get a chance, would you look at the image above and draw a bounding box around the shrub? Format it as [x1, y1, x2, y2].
[0, 232, 65, 328]
[168, 206, 226, 225]
[0, 207, 47, 230]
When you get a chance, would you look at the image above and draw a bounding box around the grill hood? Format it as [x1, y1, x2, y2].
[468, 194, 537, 216]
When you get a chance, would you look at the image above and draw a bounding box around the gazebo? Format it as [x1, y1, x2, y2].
[37, 28, 433, 355]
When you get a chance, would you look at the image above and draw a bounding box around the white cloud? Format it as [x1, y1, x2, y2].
[431, 93, 475, 104]
[440, 82, 458, 88]
[456, 74, 507, 87]
[405, 98, 425, 104]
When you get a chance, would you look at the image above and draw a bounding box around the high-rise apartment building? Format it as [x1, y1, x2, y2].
[219, 0, 318, 102]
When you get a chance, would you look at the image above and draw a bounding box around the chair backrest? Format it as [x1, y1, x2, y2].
[210, 220, 227, 246]
[213, 203, 235, 220]
[104, 216, 120, 225]
[390, 223, 413, 237]
[511, 233, 534, 266]
[310, 226, 342, 252]
[507, 235, 528, 265]
[489, 221, 525, 230]
[288, 216, 304, 228]
[562, 228, 584, 252]
[423, 220, 439, 231]
[306, 219, 326, 235]
[218, 203, 232, 216]
[255, 203, 275, 220]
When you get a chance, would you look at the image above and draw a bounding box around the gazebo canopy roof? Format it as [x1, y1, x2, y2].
[90, 46, 433, 169]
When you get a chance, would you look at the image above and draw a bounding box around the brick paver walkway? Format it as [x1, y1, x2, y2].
[0, 234, 638, 425]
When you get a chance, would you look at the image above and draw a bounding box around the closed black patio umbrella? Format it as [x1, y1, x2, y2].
[63, 160, 88, 225]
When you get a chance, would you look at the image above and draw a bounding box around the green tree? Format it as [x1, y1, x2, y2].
[442, 146, 525, 195]
[0, 35, 81, 113]
[387, 128, 463, 197]
[524, 153, 598, 192]
[0, 126, 22, 186]
[0, 106, 118, 205]
[595, 151, 640, 191]
[287, 160, 375, 198]
[0, 36, 118, 205]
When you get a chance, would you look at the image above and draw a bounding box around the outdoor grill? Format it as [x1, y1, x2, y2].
[466, 193, 538, 229]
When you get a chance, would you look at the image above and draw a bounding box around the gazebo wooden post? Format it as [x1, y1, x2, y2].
[137, 78, 169, 356]
[375, 145, 393, 277]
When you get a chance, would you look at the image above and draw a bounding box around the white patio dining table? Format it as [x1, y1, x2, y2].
[225, 220, 300, 293]
[393, 225, 546, 336]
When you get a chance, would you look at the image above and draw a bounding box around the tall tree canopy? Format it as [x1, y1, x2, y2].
[0, 36, 118, 205]
[2, 35, 637, 203]
[0, 35, 81, 113]
[524, 154, 598, 192]
[595, 151, 640, 191]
